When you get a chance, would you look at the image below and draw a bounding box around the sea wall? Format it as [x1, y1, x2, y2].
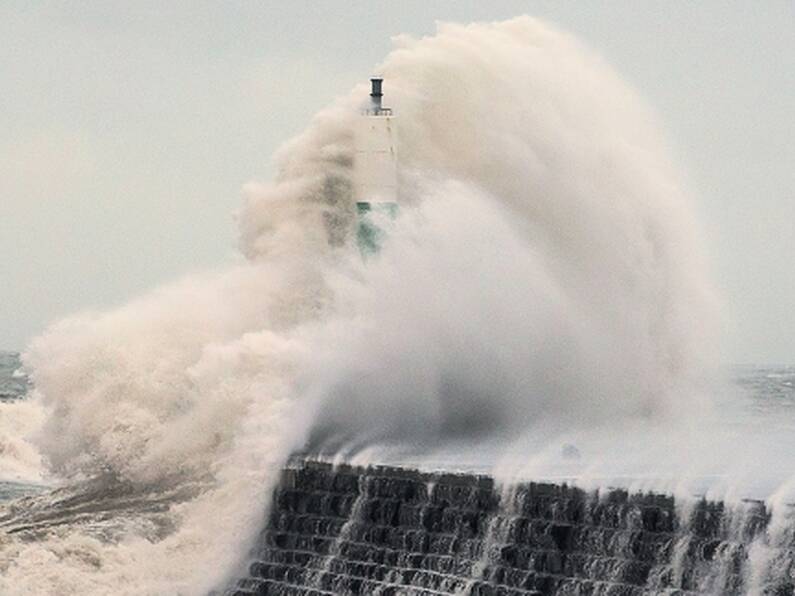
[225, 461, 792, 595]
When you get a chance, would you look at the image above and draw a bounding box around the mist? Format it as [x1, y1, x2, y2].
[0, 16, 781, 596]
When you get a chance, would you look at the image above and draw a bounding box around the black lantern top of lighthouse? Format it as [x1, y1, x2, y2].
[367, 77, 392, 116]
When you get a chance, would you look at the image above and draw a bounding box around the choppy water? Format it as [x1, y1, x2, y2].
[2, 353, 794, 500]
[0, 352, 39, 502]
[735, 364, 795, 408]
[0, 352, 28, 403]
[0, 347, 202, 514]
[2, 350, 795, 595]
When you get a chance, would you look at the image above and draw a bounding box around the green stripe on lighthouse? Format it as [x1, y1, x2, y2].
[356, 201, 398, 256]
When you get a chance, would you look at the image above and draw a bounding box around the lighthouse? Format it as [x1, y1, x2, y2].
[354, 77, 398, 255]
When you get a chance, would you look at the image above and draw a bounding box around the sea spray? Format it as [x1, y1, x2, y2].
[1, 16, 722, 595]
[0, 399, 45, 486]
[307, 18, 719, 451]
[2, 264, 327, 594]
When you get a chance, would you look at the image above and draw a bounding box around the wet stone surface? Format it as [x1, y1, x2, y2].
[225, 462, 788, 595]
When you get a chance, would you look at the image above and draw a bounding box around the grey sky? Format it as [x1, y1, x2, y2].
[1, 1, 793, 363]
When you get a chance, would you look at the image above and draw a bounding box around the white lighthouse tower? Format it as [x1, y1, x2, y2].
[354, 78, 397, 255]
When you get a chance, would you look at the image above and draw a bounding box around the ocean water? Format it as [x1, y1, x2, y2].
[2, 357, 794, 498]
[1, 356, 794, 587]
[0, 352, 39, 502]
[736, 364, 795, 410]
[0, 351, 28, 403]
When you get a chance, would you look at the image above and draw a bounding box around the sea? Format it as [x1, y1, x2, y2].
[0, 351, 38, 502]
[3, 349, 795, 501]
[2, 347, 795, 595]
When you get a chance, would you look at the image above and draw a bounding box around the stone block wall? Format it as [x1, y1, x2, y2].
[225, 461, 791, 595]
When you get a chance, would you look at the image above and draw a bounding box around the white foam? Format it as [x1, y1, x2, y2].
[1, 16, 729, 595]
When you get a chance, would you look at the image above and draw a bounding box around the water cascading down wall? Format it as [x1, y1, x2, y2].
[225, 461, 795, 596]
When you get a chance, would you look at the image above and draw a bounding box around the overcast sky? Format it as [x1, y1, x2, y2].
[1, 2, 793, 363]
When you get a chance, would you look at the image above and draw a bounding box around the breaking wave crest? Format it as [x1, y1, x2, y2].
[1, 17, 721, 595]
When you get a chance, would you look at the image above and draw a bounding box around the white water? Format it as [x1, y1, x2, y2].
[0, 399, 45, 486]
[0, 15, 774, 595]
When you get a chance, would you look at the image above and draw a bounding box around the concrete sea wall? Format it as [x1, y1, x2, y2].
[225, 461, 792, 595]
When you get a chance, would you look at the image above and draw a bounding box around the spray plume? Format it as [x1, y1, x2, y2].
[0, 17, 722, 595]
